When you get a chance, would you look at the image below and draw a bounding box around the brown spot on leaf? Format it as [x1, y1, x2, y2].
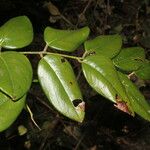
[114, 95, 131, 115]
[77, 101, 85, 111]
[115, 94, 121, 101]
[69, 81, 73, 85]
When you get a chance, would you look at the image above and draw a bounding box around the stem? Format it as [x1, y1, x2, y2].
[40, 44, 49, 58]
[20, 51, 83, 62]
[26, 104, 41, 130]
[43, 44, 48, 52]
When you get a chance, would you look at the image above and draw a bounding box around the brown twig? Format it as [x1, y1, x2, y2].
[82, 0, 93, 15]
[73, 134, 86, 150]
[59, 119, 88, 149]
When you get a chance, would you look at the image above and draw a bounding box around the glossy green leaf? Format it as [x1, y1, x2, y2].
[0, 16, 33, 49]
[38, 54, 85, 122]
[0, 93, 26, 132]
[82, 55, 134, 115]
[113, 47, 145, 71]
[118, 72, 150, 121]
[0, 51, 33, 100]
[135, 61, 150, 80]
[44, 26, 90, 52]
[84, 34, 122, 58]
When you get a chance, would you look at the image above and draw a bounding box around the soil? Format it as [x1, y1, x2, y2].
[0, 0, 150, 150]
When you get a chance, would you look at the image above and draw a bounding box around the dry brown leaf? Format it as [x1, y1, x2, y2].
[44, 1, 60, 16]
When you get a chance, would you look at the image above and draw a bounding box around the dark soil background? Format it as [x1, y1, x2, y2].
[0, 0, 150, 150]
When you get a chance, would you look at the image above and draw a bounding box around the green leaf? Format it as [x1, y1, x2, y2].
[0, 16, 33, 49]
[113, 47, 145, 71]
[0, 93, 26, 132]
[0, 51, 33, 100]
[82, 54, 134, 115]
[38, 54, 85, 122]
[44, 26, 90, 52]
[135, 61, 150, 80]
[84, 34, 122, 58]
[118, 72, 150, 121]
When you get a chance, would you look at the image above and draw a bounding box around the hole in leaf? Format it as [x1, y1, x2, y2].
[61, 58, 65, 63]
[72, 99, 82, 107]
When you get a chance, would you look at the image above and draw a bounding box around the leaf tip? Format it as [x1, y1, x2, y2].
[114, 95, 134, 116]
[74, 101, 85, 123]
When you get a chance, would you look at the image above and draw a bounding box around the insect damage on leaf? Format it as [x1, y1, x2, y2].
[89, 51, 96, 55]
[73, 99, 82, 107]
[86, 51, 96, 57]
[76, 101, 85, 112]
[73, 99, 85, 111]
[61, 58, 66, 63]
[69, 81, 73, 85]
[114, 94, 131, 115]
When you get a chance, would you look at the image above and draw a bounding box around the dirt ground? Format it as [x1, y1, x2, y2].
[0, 0, 150, 150]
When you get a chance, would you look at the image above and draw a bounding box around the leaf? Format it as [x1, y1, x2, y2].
[113, 47, 145, 71]
[82, 54, 134, 115]
[135, 61, 150, 80]
[44, 1, 61, 16]
[84, 34, 122, 58]
[0, 93, 26, 132]
[0, 16, 33, 49]
[44, 26, 90, 52]
[38, 54, 85, 122]
[0, 51, 33, 100]
[118, 72, 150, 121]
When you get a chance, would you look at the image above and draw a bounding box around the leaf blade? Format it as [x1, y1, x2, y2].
[0, 16, 33, 49]
[0, 51, 33, 100]
[113, 47, 145, 71]
[0, 93, 26, 132]
[118, 72, 150, 121]
[82, 55, 134, 115]
[38, 55, 85, 122]
[84, 34, 122, 58]
[44, 26, 90, 52]
[135, 61, 150, 80]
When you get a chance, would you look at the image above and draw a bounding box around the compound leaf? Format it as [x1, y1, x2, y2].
[38, 54, 85, 122]
[44, 26, 90, 52]
[84, 34, 122, 58]
[0, 16, 33, 49]
[0, 51, 33, 100]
